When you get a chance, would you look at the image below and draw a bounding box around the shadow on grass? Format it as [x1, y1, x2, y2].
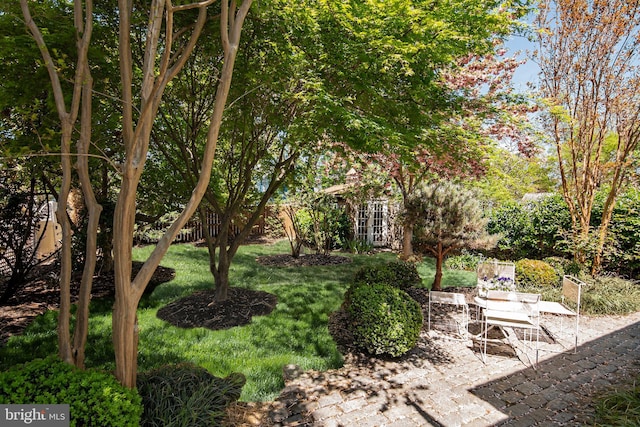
[0, 295, 186, 372]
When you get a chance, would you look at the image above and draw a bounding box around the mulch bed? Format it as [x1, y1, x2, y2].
[156, 253, 352, 330]
[157, 288, 278, 330]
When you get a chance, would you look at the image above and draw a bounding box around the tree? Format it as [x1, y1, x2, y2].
[345, 44, 536, 259]
[308, 0, 532, 150]
[535, 0, 640, 273]
[403, 182, 498, 291]
[152, 3, 312, 301]
[20, 0, 100, 370]
[473, 147, 554, 204]
[20, 0, 253, 387]
[111, 0, 252, 388]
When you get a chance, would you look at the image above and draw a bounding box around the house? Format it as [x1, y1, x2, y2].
[323, 168, 398, 248]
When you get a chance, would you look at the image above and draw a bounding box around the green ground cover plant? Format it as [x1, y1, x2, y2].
[0, 240, 476, 401]
[594, 376, 640, 426]
[0, 355, 142, 426]
[137, 363, 244, 426]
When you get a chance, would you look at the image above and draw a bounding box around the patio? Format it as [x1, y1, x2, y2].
[265, 309, 640, 426]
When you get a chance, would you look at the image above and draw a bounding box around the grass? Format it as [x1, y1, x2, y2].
[0, 240, 476, 401]
[594, 377, 640, 426]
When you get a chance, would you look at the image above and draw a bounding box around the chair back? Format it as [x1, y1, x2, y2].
[485, 290, 540, 315]
[485, 290, 539, 303]
[477, 261, 515, 282]
[562, 276, 583, 314]
[430, 291, 466, 306]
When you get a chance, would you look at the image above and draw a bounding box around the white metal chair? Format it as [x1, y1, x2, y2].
[480, 291, 541, 366]
[428, 291, 470, 340]
[538, 275, 583, 353]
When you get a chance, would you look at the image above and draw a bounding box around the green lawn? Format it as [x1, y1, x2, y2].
[0, 240, 476, 401]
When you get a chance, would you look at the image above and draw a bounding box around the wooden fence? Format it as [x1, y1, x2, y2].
[136, 210, 267, 244]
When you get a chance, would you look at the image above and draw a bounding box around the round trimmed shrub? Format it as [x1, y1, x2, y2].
[386, 261, 422, 289]
[515, 259, 559, 288]
[345, 283, 423, 357]
[0, 356, 142, 426]
[353, 261, 422, 290]
[136, 363, 245, 427]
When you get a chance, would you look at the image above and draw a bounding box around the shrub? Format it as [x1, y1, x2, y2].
[345, 283, 423, 357]
[445, 250, 485, 271]
[386, 261, 423, 289]
[487, 195, 570, 260]
[580, 275, 640, 315]
[564, 261, 584, 277]
[136, 363, 245, 427]
[353, 261, 422, 290]
[595, 187, 640, 278]
[0, 356, 142, 426]
[487, 202, 535, 259]
[543, 256, 586, 278]
[541, 256, 569, 278]
[515, 259, 559, 288]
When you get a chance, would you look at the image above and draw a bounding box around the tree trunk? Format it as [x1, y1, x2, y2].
[214, 258, 230, 301]
[199, 206, 228, 299]
[112, 289, 140, 388]
[574, 223, 590, 266]
[401, 224, 414, 259]
[431, 242, 444, 291]
[56, 123, 74, 364]
[212, 222, 231, 302]
[112, 173, 141, 389]
[592, 163, 628, 275]
[73, 71, 101, 369]
[101, 235, 114, 273]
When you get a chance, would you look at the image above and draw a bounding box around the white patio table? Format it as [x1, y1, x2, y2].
[474, 291, 541, 366]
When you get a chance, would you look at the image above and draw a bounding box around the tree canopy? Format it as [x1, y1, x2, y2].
[535, 0, 640, 272]
[5, 0, 535, 388]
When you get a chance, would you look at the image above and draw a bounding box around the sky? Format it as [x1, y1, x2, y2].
[505, 33, 540, 93]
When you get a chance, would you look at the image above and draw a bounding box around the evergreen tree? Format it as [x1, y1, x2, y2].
[404, 181, 498, 290]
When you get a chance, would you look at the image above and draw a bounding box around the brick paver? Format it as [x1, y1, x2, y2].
[269, 311, 640, 426]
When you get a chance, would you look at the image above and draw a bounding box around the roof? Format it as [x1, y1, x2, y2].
[322, 183, 356, 195]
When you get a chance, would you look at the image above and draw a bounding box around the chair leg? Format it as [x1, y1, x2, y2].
[482, 316, 488, 363]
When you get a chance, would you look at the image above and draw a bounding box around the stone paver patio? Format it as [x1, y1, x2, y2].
[269, 310, 640, 426]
